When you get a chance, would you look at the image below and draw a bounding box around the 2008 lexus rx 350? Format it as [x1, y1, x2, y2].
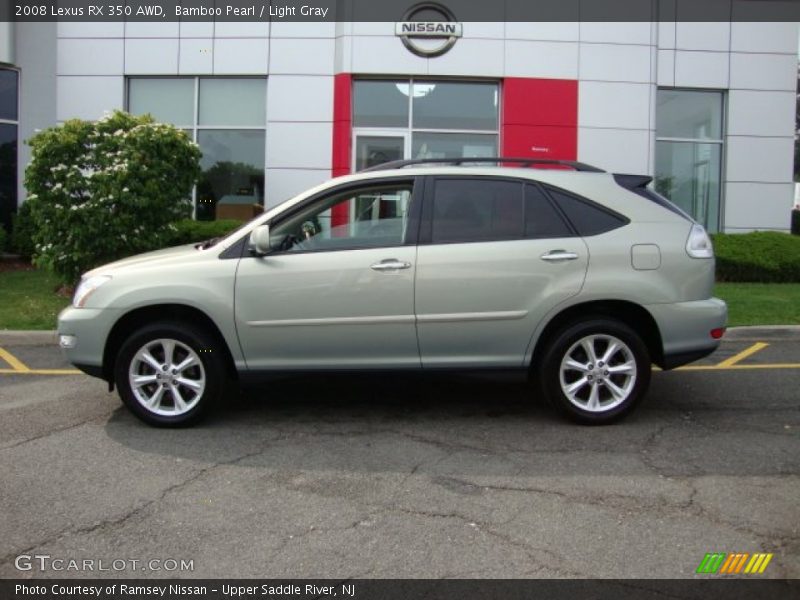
[58, 158, 727, 426]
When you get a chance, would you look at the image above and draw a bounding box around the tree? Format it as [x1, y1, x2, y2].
[24, 111, 201, 284]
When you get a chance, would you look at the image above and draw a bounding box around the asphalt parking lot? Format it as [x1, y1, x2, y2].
[0, 330, 798, 579]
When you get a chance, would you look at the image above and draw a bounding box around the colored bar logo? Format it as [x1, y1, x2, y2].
[696, 552, 773, 574]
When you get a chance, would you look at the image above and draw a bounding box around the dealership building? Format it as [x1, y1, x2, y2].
[0, 8, 798, 233]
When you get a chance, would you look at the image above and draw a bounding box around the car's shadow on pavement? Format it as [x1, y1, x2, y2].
[103, 371, 800, 478]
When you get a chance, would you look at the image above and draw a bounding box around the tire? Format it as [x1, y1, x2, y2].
[114, 321, 226, 427]
[538, 318, 651, 425]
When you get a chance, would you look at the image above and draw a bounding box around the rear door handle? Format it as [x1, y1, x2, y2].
[540, 250, 579, 262]
[371, 259, 412, 271]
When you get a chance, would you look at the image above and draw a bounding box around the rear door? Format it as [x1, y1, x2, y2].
[414, 176, 589, 368]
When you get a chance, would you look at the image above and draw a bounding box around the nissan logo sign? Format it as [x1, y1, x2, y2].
[395, 3, 463, 58]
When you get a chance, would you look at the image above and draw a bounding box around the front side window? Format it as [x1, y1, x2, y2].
[270, 183, 413, 253]
[128, 77, 266, 221]
[655, 89, 724, 232]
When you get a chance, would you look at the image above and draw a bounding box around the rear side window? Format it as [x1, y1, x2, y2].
[525, 184, 573, 238]
[431, 179, 523, 243]
[546, 188, 628, 236]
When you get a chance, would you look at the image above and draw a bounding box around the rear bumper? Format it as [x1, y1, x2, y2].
[646, 297, 727, 370]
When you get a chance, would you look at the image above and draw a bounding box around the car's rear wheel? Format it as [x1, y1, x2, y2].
[539, 318, 651, 424]
[114, 322, 225, 427]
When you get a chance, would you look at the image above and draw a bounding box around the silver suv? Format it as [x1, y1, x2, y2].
[57, 158, 727, 426]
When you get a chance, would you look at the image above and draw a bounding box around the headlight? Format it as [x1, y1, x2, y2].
[72, 275, 112, 308]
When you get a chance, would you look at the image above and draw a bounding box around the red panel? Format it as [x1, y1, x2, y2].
[502, 125, 578, 162]
[332, 73, 352, 178]
[331, 73, 352, 229]
[502, 77, 578, 161]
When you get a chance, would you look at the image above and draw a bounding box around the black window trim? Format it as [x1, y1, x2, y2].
[233, 175, 424, 259]
[540, 183, 630, 237]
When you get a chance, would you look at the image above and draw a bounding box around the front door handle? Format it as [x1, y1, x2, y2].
[540, 250, 579, 262]
[371, 259, 412, 271]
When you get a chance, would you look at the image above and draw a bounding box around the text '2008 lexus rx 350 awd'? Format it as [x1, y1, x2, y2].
[58, 158, 727, 426]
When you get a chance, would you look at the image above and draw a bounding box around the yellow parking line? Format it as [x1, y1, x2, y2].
[0, 368, 82, 375]
[0, 347, 31, 372]
[676, 363, 800, 371]
[715, 342, 769, 368]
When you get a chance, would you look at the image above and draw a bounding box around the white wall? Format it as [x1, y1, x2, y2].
[27, 18, 800, 228]
[0, 22, 13, 65]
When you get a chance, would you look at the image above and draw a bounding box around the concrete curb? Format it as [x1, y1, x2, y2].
[0, 330, 58, 345]
[1, 326, 799, 346]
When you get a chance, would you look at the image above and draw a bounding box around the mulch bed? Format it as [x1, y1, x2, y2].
[0, 257, 34, 273]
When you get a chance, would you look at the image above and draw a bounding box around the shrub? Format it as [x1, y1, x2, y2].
[169, 219, 244, 246]
[11, 200, 36, 257]
[24, 110, 201, 284]
[792, 208, 799, 235]
[713, 231, 800, 283]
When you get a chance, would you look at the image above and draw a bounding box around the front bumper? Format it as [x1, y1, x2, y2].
[57, 305, 121, 380]
[646, 297, 727, 370]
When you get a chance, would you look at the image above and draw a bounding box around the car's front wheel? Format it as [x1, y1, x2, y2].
[539, 318, 651, 424]
[114, 322, 225, 427]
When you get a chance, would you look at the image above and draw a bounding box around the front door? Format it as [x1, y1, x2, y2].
[235, 178, 421, 370]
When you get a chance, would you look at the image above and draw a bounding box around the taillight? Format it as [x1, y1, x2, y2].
[710, 328, 725, 339]
[686, 223, 714, 259]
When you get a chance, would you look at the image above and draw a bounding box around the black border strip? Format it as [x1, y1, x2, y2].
[5, 0, 800, 22]
[1, 579, 798, 600]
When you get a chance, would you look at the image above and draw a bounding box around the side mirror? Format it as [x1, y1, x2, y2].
[249, 224, 271, 256]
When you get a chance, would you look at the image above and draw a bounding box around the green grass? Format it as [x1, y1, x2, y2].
[0, 269, 70, 330]
[1, 268, 798, 331]
[714, 282, 800, 327]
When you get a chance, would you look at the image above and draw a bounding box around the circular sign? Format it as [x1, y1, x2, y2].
[395, 3, 463, 58]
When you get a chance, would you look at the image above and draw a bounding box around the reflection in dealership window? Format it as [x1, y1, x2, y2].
[655, 89, 724, 232]
[128, 77, 266, 220]
[352, 79, 499, 169]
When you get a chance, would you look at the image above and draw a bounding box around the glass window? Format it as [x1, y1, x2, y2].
[431, 179, 523, 243]
[199, 78, 266, 127]
[655, 89, 724, 232]
[412, 82, 498, 131]
[353, 81, 409, 128]
[128, 78, 194, 126]
[0, 124, 18, 233]
[0, 69, 18, 121]
[655, 141, 722, 231]
[128, 77, 267, 220]
[352, 78, 500, 170]
[271, 184, 413, 252]
[524, 184, 572, 238]
[656, 90, 723, 140]
[412, 132, 497, 160]
[196, 130, 266, 221]
[547, 189, 627, 236]
[355, 136, 404, 171]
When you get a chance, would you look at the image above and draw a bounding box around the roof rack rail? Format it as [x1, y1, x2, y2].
[359, 157, 605, 173]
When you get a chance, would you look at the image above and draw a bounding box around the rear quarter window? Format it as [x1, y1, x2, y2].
[545, 187, 628, 236]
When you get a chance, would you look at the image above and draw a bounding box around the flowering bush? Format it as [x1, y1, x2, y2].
[24, 111, 201, 284]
